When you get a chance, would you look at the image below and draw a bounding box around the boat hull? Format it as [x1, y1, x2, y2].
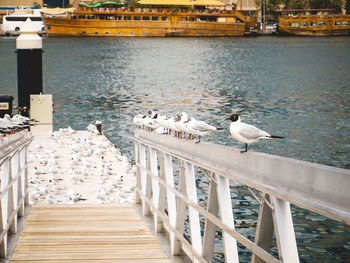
[278, 25, 350, 36]
[43, 13, 245, 37]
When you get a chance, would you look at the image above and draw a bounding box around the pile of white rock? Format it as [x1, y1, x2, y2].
[27, 122, 136, 205]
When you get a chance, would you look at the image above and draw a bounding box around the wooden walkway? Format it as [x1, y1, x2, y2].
[11, 205, 172, 263]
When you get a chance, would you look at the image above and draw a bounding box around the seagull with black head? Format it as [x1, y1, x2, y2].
[226, 114, 284, 153]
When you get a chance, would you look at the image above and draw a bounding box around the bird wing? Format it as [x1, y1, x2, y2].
[239, 123, 270, 140]
[192, 121, 216, 132]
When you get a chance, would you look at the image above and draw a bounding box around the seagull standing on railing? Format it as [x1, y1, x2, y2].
[226, 114, 284, 153]
[188, 117, 224, 144]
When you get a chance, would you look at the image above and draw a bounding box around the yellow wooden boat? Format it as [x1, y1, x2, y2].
[42, 0, 247, 37]
[278, 10, 350, 36]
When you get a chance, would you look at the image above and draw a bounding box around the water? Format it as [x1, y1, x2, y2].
[0, 36, 349, 262]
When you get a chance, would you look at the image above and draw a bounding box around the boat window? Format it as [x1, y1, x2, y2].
[31, 17, 42, 21]
[189, 17, 196, 22]
[180, 17, 188, 21]
[143, 16, 150, 20]
[78, 15, 85, 19]
[115, 16, 122, 20]
[162, 16, 168, 21]
[343, 21, 349, 26]
[5, 16, 41, 22]
[134, 16, 141, 20]
[99, 15, 105, 20]
[318, 21, 326, 27]
[72, 15, 77, 19]
[291, 22, 299, 27]
[334, 21, 341, 26]
[310, 22, 316, 27]
[208, 17, 216, 22]
[152, 16, 159, 21]
[300, 22, 307, 27]
[106, 16, 114, 20]
[124, 16, 131, 20]
[87, 15, 95, 20]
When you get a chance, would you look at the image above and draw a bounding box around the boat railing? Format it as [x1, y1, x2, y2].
[79, 7, 239, 16]
[0, 131, 33, 258]
[132, 129, 350, 263]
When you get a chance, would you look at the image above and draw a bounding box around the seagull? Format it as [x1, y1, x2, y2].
[188, 117, 223, 143]
[226, 114, 284, 153]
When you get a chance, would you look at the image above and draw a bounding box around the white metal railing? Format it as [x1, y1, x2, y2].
[132, 129, 350, 263]
[0, 131, 33, 258]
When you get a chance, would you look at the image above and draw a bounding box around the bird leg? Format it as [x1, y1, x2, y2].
[240, 143, 248, 154]
[196, 136, 201, 144]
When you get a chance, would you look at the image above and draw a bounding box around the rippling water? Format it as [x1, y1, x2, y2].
[0, 36, 349, 262]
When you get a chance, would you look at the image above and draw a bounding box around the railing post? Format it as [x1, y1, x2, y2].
[271, 197, 300, 263]
[156, 152, 166, 233]
[163, 153, 179, 255]
[149, 147, 162, 232]
[23, 148, 29, 206]
[184, 161, 202, 262]
[142, 145, 151, 216]
[18, 148, 25, 217]
[139, 144, 150, 215]
[216, 174, 239, 263]
[173, 161, 187, 256]
[0, 158, 10, 258]
[251, 194, 274, 263]
[135, 143, 141, 204]
[9, 153, 18, 235]
[202, 178, 219, 262]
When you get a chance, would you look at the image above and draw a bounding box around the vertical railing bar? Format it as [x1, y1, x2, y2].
[156, 151, 166, 233]
[252, 194, 274, 263]
[163, 152, 178, 254]
[184, 161, 202, 262]
[142, 146, 152, 216]
[134, 142, 141, 204]
[202, 178, 219, 262]
[173, 161, 187, 255]
[149, 147, 162, 232]
[216, 173, 239, 263]
[271, 197, 300, 263]
[8, 154, 16, 235]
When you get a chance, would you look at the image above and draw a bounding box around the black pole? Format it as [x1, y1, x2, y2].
[16, 19, 43, 117]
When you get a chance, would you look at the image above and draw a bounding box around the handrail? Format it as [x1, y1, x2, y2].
[132, 129, 350, 263]
[133, 129, 350, 224]
[0, 131, 33, 258]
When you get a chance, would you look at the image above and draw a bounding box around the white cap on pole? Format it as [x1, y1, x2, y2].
[16, 18, 42, 49]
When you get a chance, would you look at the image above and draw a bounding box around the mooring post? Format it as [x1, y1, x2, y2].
[16, 18, 43, 117]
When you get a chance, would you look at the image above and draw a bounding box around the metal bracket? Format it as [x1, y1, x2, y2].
[199, 168, 217, 184]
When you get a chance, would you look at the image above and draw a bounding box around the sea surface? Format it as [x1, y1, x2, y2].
[1, 36, 349, 262]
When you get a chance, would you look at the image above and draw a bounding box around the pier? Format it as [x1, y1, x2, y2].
[0, 127, 349, 262]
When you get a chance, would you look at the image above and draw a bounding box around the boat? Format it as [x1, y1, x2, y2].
[41, 0, 248, 37]
[2, 8, 46, 36]
[278, 9, 350, 36]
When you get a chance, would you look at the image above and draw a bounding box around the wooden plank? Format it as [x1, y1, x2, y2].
[11, 205, 172, 262]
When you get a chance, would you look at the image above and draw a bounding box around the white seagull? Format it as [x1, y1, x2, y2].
[188, 117, 223, 143]
[226, 114, 284, 153]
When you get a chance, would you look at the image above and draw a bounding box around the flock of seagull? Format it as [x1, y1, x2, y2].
[0, 114, 35, 134]
[133, 111, 284, 153]
[28, 122, 135, 205]
[133, 111, 223, 144]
